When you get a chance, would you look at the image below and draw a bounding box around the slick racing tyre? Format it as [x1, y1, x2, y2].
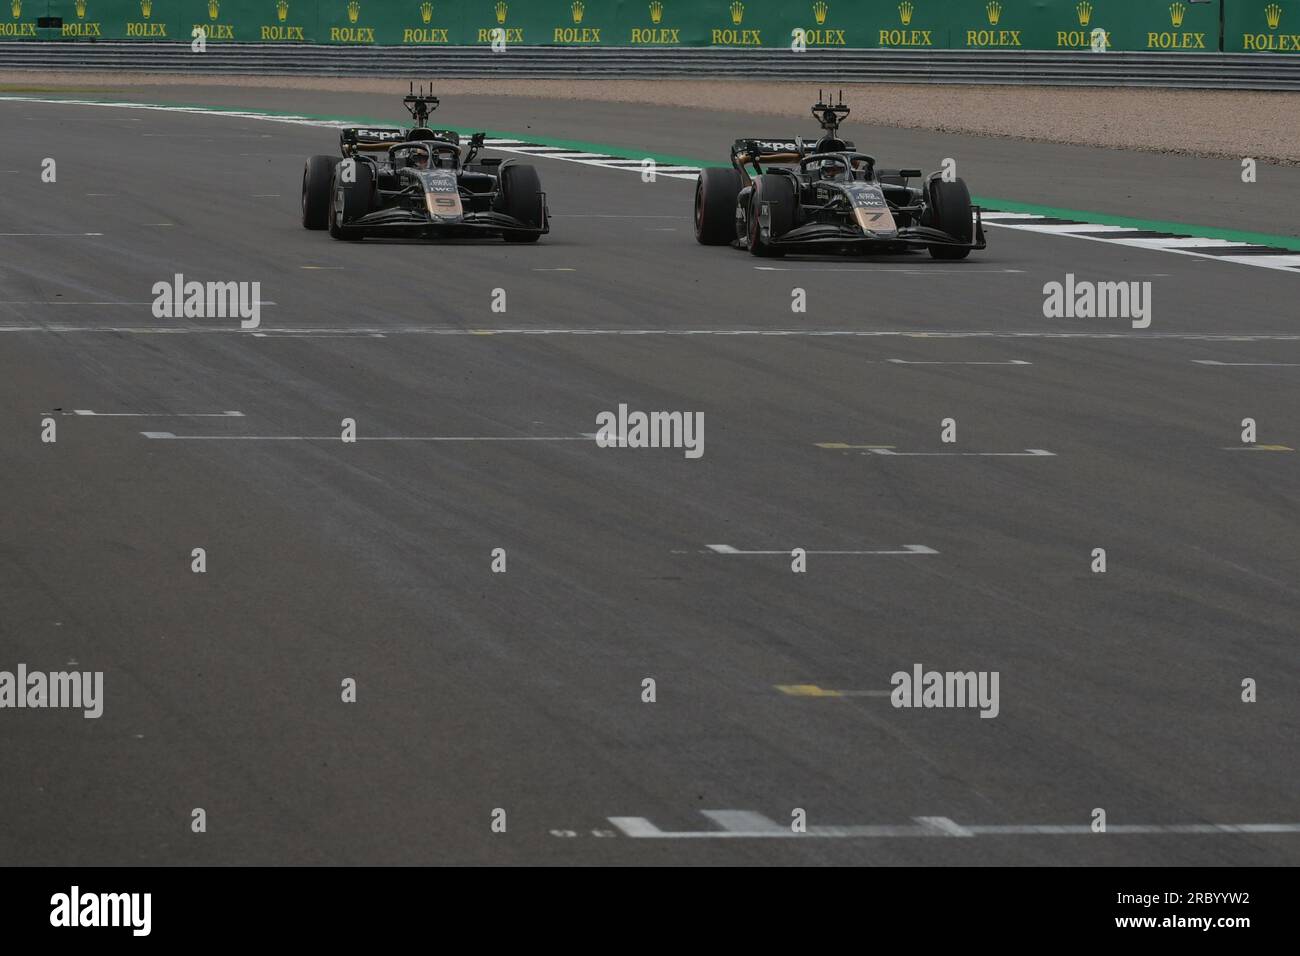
[328, 161, 372, 241]
[924, 176, 973, 260]
[694, 167, 742, 245]
[496, 164, 544, 243]
[302, 154, 335, 230]
[746, 174, 795, 258]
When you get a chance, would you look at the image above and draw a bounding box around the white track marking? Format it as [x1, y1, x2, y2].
[2, 326, 1298, 340]
[140, 432, 594, 441]
[982, 215, 1300, 273]
[1194, 360, 1300, 367]
[70, 410, 243, 417]
[870, 448, 1055, 457]
[607, 810, 1300, 839]
[704, 543, 937, 555]
[0, 232, 102, 237]
[887, 359, 1031, 365]
[753, 266, 1025, 274]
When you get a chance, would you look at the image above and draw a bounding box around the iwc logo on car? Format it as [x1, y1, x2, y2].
[965, 1, 1021, 47]
[403, 1, 451, 43]
[712, 1, 762, 46]
[1243, 3, 1299, 50]
[262, 0, 306, 40]
[1147, 2, 1207, 48]
[879, 2, 932, 47]
[631, 1, 679, 43]
[61, 0, 102, 37]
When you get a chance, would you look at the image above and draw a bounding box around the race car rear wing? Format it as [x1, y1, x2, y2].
[731, 135, 857, 160]
[341, 127, 407, 153]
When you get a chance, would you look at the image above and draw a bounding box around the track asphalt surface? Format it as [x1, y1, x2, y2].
[0, 88, 1296, 865]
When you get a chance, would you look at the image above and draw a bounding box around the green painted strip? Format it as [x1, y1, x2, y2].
[10, 95, 1300, 251]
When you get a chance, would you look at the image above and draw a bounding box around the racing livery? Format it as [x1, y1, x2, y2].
[301, 86, 548, 242]
[694, 93, 985, 259]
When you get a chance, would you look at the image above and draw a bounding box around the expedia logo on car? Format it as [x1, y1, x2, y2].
[355, 129, 405, 141]
[751, 140, 799, 153]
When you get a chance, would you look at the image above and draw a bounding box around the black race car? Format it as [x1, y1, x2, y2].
[301, 86, 548, 242]
[694, 93, 985, 259]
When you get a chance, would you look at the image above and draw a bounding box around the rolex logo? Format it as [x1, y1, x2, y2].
[1168, 1, 1184, 26]
[730, 0, 744, 25]
[10, 0, 19, 17]
[346, 0, 359, 22]
[140, 0, 151, 18]
[898, 0, 913, 25]
[208, 0, 219, 20]
[1265, 2, 1281, 28]
[986, 1, 1002, 25]
[1076, 1, 1091, 26]
[571, 0, 583, 23]
[75, 0, 87, 17]
[420, 1, 432, 23]
[494, 1, 507, 24]
[812, 0, 828, 24]
[649, 0, 662, 23]
[277, 0, 288, 21]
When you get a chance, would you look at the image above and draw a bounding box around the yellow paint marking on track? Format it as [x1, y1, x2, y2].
[471, 330, 498, 336]
[775, 684, 843, 697]
[1224, 444, 1294, 452]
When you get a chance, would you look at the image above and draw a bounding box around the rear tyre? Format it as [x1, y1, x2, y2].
[924, 176, 973, 260]
[328, 161, 372, 241]
[496, 164, 544, 243]
[302, 154, 335, 230]
[746, 174, 796, 258]
[694, 167, 742, 245]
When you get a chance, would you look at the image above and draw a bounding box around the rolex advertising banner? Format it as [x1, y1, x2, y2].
[27, 0, 1229, 49]
[1224, 0, 1299, 50]
[2, 0, 43, 39]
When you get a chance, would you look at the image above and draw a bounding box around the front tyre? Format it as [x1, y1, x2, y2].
[328, 161, 372, 242]
[694, 167, 742, 245]
[496, 164, 545, 243]
[302, 154, 335, 230]
[924, 176, 973, 261]
[747, 174, 795, 258]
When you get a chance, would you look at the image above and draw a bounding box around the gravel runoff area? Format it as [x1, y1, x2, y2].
[3, 72, 1299, 164]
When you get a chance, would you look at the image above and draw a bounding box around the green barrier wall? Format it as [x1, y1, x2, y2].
[8, 0, 1263, 50]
